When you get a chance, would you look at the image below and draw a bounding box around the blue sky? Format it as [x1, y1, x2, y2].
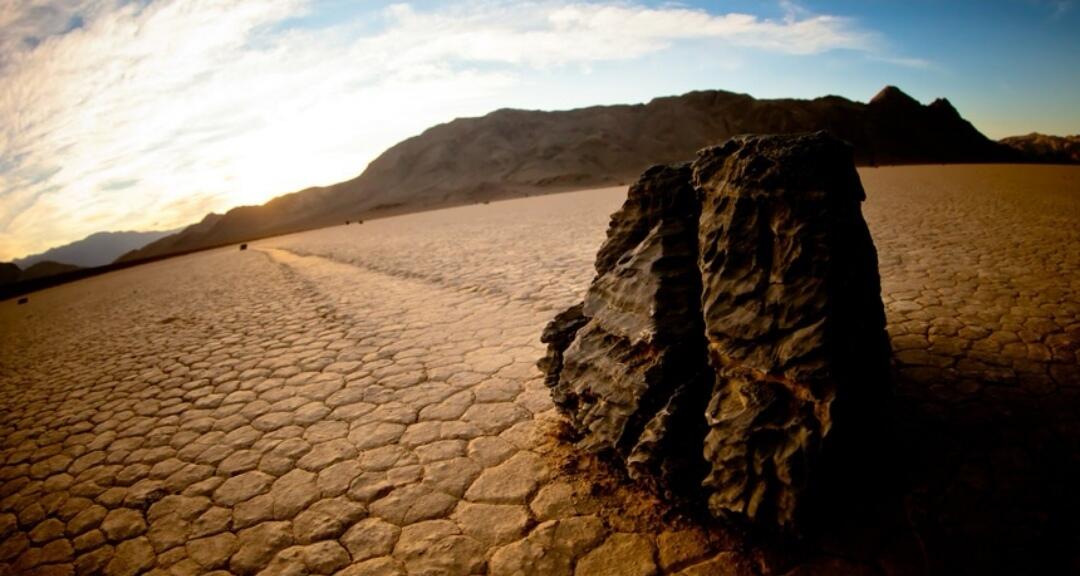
[264, 0, 1079, 136]
[0, 0, 1077, 260]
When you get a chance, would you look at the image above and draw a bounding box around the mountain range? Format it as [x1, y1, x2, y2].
[1, 229, 178, 288]
[4, 85, 1075, 284]
[15, 229, 179, 269]
[1000, 133, 1080, 164]
[118, 85, 1044, 263]
[0, 260, 82, 287]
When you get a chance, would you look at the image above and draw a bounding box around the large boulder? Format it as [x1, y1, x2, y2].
[540, 132, 890, 529]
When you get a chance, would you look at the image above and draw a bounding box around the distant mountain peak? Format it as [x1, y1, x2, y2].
[929, 97, 957, 110]
[870, 85, 920, 107]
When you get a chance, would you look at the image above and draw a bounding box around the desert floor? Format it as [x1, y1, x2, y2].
[1, 164, 1078, 576]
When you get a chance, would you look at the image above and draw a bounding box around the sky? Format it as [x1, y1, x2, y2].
[1, 0, 1077, 261]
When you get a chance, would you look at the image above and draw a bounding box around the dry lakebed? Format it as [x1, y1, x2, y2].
[1, 164, 1078, 575]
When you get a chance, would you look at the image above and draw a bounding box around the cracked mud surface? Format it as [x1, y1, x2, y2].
[2, 164, 1078, 575]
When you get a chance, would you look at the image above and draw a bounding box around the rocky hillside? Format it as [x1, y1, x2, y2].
[122, 85, 1022, 262]
[117, 213, 225, 264]
[1000, 133, 1080, 164]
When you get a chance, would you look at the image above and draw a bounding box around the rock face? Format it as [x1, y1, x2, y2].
[694, 133, 891, 527]
[541, 165, 711, 495]
[541, 132, 891, 529]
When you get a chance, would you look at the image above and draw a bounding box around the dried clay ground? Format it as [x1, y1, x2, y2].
[1, 165, 1078, 576]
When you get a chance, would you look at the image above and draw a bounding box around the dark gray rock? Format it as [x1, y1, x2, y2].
[537, 303, 587, 394]
[540, 132, 890, 529]
[543, 163, 710, 494]
[694, 133, 890, 528]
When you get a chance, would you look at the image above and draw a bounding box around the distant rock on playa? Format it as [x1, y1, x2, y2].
[540, 132, 891, 529]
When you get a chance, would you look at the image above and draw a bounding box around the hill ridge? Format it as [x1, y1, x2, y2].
[110, 85, 1043, 263]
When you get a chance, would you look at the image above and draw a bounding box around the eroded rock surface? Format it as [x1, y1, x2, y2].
[543, 164, 710, 495]
[694, 134, 891, 527]
[541, 132, 891, 528]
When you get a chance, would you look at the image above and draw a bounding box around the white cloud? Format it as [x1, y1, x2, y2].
[868, 55, 935, 70]
[0, 0, 884, 260]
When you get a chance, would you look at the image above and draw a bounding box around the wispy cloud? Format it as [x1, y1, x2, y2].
[868, 55, 936, 70]
[0, 0, 886, 260]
